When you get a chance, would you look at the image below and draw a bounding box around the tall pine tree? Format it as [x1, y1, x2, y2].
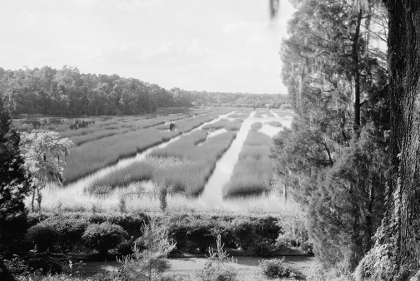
[0, 97, 31, 242]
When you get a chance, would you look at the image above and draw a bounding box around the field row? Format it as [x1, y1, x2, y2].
[63, 108, 234, 183]
[87, 118, 243, 196]
[223, 122, 275, 198]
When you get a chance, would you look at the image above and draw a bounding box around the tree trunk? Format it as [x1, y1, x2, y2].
[384, 0, 420, 278]
[352, 8, 363, 132]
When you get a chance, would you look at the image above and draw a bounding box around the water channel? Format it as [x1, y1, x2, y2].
[37, 110, 298, 214]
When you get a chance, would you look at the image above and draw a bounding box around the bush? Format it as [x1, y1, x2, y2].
[254, 238, 277, 257]
[299, 241, 314, 255]
[40, 216, 88, 252]
[196, 235, 238, 281]
[196, 260, 238, 281]
[26, 254, 62, 275]
[82, 222, 127, 255]
[25, 225, 58, 252]
[230, 218, 258, 250]
[259, 258, 296, 279]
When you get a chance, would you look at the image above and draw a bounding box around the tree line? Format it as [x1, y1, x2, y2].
[0, 66, 288, 117]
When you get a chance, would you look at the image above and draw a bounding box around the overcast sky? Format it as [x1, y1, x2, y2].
[0, 0, 295, 94]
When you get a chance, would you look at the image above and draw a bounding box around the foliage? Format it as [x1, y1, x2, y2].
[119, 218, 176, 281]
[0, 97, 31, 242]
[82, 222, 127, 255]
[39, 216, 88, 252]
[196, 235, 238, 281]
[5, 254, 62, 276]
[20, 131, 74, 212]
[274, 0, 390, 273]
[258, 258, 296, 279]
[253, 238, 278, 257]
[25, 224, 59, 252]
[0, 66, 288, 117]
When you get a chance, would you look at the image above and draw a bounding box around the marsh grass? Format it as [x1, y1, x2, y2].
[225, 119, 243, 131]
[63, 111, 235, 183]
[254, 109, 275, 118]
[251, 122, 263, 131]
[63, 128, 178, 183]
[266, 121, 283, 128]
[223, 130, 274, 198]
[88, 131, 237, 196]
[202, 119, 229, 130]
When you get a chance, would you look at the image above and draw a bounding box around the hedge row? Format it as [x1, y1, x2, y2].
[26, 212, 302, 256]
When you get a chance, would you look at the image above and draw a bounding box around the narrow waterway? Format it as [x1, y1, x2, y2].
[36, 111, 235, 209]
[195, 109, 295, 212]
[37, 109, 299, 213]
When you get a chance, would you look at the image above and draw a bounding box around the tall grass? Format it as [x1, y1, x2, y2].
[151, 131, 237, 196]
[88, 131, 237, 196]
[201, 119, 229, 130]
[225, 119, 243, 131]
[266, 121, 283, 128]
[63, 128, 178, 183]
[223, 130, 274, 198]
[251, 122, 263, 131]
[63, 112, 232, 183]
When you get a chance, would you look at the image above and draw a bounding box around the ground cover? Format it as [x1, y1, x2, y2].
[223, 124, 275, 198]
[88, 130, 237, 196]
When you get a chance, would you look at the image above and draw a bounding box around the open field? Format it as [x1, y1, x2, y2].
[223, 124, 275, 198]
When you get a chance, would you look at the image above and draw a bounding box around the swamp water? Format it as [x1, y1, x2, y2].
[35, 110, 299, 213]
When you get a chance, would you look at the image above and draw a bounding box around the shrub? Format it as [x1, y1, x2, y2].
[299, 241, 314, 255]
[254, 238, 277, 257]
[259, 258, 296, 279]
[120, 218, 176, 281]
[26, 254, 62, 275]
[230, 218, 258, 250]
[196, 261, 238, 281]
[25, 224, 59, 252]
[41, 216, 88, 252]
[196, 235, 238, 281]
[82, 222, 127, 255]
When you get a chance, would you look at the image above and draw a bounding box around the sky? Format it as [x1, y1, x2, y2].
[0, 0, 295, 94]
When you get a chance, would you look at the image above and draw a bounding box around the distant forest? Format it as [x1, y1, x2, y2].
[0, 66, 288, 116]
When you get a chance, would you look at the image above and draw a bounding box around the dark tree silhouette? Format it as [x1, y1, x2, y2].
[0, 97, 31, 281]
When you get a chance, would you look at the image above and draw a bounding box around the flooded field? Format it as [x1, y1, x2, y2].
[35, 108, 297, 213]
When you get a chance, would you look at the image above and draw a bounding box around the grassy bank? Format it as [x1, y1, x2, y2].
[63, 110, 233, 184]
[223, 125, 274, 198]
[88, 130, 237, 196]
